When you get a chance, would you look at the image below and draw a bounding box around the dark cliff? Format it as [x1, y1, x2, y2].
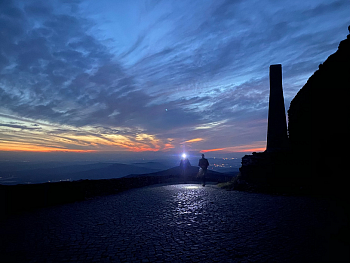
[238, 27, 350, 196]
[288, 27, 350, 187]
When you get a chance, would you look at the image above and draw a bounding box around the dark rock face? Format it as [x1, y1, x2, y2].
[239, 27, 350, 196]
[288, 28, 350, 185]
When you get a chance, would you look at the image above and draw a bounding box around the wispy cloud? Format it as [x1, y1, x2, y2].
[0, 0, 349, 155]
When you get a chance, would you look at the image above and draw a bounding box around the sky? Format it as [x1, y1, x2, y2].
[0, 0, 349, 161]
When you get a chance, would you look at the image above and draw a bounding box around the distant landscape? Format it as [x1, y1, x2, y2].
[0, 157, 241, 185]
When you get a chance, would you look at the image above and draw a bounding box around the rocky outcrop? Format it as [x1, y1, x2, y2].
[238, 27, 350, 196]
[288, 26, 350, 186]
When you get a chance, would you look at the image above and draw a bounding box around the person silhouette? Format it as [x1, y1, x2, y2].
[198, 154, 209, 186]
[179, 154, 191, 182]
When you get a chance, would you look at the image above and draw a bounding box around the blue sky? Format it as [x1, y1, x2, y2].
[0, 0, 349, 159]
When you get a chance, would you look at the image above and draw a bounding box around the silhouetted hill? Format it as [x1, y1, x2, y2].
[126, 166, 191, 177]
[288, 26, 350, 191]
[130, 161, 170, 171]
[70, 163, 158, 180]
[19, 163, 112, 176]
[0, 161, 72, 172]
[125, 165, 234, 183]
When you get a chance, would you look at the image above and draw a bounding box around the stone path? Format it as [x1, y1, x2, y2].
[0, 183, 348, 262]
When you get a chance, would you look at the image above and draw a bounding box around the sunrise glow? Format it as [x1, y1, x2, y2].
[0, 0, 348, 158]
[200, 142, 267, 153]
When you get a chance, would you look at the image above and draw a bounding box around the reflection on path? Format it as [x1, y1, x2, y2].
[171, 184, 213, 228]
[1, 183, 346, 262]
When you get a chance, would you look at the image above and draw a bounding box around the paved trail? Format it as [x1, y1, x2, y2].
[0, 183, 348, 262]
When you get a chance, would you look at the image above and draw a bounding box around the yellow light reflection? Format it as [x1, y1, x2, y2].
[184, 185, 201, 189]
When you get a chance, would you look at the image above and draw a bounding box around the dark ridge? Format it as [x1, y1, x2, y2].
[0, 175, 171, 219]
[125, 165, 231, 180]
[0, 167, 232, 219]
[288, 26, 350, 192]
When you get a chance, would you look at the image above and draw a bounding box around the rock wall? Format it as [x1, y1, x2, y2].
[288, 27, 350, 182]
[0, 175, 175, 219]
[238, 27, 350, 196]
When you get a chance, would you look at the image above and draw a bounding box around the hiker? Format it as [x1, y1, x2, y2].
[198, 154, 209, 186]
[180, 154, 191, 182]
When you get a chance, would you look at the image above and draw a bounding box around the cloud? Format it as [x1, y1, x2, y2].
[0, 1, 114, 125]
[183, 138, 204, 144]
[0, 0, 349, 154]
[0, 123, 42, 130]
[1, 1, 210, 136]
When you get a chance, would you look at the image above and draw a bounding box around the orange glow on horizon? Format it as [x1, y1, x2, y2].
[0, 140, 173, 153]
[240, 147, 266, 152]
[200, 145, 266, 153]
[200, 148, 225, 153]
[0, 145, 97, 153]
[163, 143, 175, 150]
[0, 143, 164, 153]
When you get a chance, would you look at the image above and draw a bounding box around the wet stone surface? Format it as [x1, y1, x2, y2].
[0, 183, 348, 262]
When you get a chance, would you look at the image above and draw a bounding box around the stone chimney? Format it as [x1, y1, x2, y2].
[266, 64, 289, 152]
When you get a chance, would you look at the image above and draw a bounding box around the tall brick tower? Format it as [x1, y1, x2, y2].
[266, 64, 289, 152]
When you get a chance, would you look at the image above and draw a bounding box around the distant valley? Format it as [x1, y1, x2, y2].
[0, 158, 240, 185]
[0, 162, 164, 185]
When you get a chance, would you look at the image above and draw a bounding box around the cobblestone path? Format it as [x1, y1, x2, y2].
[0, 183, 348, 262]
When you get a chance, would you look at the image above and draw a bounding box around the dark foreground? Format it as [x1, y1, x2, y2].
[0, 183, 348, 262]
